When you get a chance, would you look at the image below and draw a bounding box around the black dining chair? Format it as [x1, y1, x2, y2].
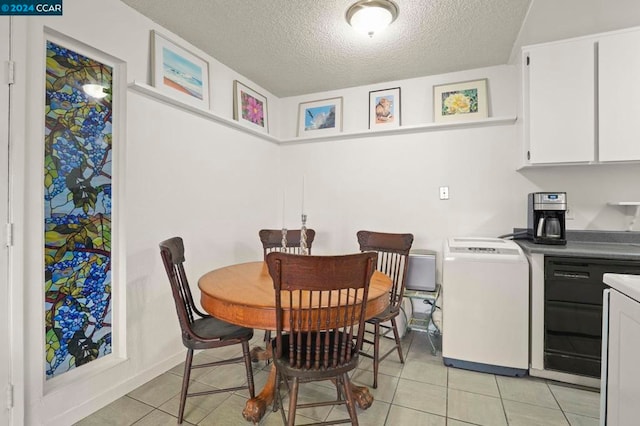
[356, 230, 414, 388]
[266, 251, 378, 426]
[159, 236, 255, 424]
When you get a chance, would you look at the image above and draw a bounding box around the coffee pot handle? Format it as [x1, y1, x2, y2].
[537, 217, 545, 236]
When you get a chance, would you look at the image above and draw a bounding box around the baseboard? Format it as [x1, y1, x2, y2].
[45, 350, 186, 426]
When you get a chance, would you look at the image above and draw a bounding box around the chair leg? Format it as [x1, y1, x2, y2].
[342, 372, 359, 426]
[372, 322, 380, 389]
[390, 317, 405, 364]
[178, 348, 194, 424]
[241, 340, 255, 398]
[273, 368, 281, 413]
[287, 376, 299, 426]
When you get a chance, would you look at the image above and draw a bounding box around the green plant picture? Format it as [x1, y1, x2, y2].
[44, 41, 113, 379]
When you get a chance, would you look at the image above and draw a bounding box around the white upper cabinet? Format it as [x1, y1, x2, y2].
[524, 38, 595, 164]
[523, 27, 640, 166]
[599, 30, 640, 162]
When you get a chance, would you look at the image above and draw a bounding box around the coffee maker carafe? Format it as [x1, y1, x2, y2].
[527, 192, 567, 245]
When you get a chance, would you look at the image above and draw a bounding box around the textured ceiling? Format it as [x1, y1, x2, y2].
[120, 0, 532, 97]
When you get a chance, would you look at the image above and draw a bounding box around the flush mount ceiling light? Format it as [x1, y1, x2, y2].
[346, 0, 399, 38]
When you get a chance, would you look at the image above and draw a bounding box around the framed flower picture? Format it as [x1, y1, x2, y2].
[151, 30, 210, 109]
[297, 97, 343, 137]
[433, 79, 488, 123]
[369, 87, 401, 129]
[233, 80, 269, 133]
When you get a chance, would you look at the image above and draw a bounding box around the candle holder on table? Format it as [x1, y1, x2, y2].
[281, 228, 287, 250]
[300, 214, 309, 255]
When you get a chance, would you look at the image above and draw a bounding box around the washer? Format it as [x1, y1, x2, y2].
[442, 237, 529, 376]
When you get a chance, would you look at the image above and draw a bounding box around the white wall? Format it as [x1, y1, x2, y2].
[276, 0, 640, 271]
[7, 0, 640, 424]
[278, 65, 524, 260]
[10, 1, 281, 424]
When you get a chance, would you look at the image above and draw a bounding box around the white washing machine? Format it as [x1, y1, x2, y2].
[442, 237, 529, 376]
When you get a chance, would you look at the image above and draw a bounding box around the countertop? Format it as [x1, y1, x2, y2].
[603, 273, 640, 302]
[513, 230, 640, 261]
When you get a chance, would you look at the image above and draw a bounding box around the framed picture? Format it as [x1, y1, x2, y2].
[297, 97, 343, 137]
[369, 87, 401, 129]
[433, 79, 488, 123]
[233, 80, 269, 133]
[151, 30, 210, 109]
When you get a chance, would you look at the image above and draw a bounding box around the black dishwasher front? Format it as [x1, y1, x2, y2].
[544, 256, 640, 378]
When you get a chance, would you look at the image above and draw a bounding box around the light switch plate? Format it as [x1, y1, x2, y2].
[439, 186, 449, 200]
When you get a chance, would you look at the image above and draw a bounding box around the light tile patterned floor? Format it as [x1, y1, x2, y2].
[75, 331, 601, 425]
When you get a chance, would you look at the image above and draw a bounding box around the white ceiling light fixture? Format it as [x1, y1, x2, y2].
[346, 0, 399, 38]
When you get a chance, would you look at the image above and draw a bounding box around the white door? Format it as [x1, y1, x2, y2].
[0, 16, 11, 426]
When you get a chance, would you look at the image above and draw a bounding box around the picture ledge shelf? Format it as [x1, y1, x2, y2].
[128, 81, 517, 144]
[127, 81, 279, 143]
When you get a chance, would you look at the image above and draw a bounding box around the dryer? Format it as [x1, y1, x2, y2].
[442, 237, 529, 376]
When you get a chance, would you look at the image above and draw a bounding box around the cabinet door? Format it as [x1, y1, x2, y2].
[526, 39, 595, 164]
[599, 29, 640, 162]
[606, 290, 640, 425]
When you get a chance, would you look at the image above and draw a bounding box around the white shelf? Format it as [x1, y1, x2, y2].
[127, 81, 280, 144]
[608, 202, 640, 231]
[609, 202, 640, 206]
[128, 81, 517, 145]
[280, 116, 518, 145]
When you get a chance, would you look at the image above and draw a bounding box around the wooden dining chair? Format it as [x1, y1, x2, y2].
[259, 228, 316, 342]
[356, 230, 414, 389]
[259, 228, 316, 258]
[159, 237, 255, 424]
[266, 251, 378, 426]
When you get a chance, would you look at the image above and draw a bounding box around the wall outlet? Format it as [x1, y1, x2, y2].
[566, 207, 575, 220]
[439, 186, 449, 200]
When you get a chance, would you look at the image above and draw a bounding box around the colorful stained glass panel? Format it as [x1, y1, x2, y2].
[44, 41, 113, 379]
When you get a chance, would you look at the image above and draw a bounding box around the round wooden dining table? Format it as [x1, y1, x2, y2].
[198, 260, 392, 424]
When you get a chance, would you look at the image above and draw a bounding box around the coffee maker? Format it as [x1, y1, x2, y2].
[527, 192, 567, 245]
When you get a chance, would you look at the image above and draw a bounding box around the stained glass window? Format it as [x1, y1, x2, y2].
[44, 41, 113, 379]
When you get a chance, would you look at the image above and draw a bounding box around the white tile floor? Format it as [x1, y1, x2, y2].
[75, 331, 601, 425]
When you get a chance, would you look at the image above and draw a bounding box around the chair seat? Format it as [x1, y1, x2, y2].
[184, 316, 253, 350]
[366, 305, 400, 323]
[272, 332, 359, 378]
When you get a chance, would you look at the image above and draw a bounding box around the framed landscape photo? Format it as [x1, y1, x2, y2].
[297, 97, 343, 137]
[233, 80, 269, 133]
[433, 78, 488, 123]
[369, 87, 401, 129]
[151, 30, 210, 109]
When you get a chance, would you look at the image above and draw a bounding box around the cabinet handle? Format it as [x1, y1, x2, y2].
[553, 271, 590, 279]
